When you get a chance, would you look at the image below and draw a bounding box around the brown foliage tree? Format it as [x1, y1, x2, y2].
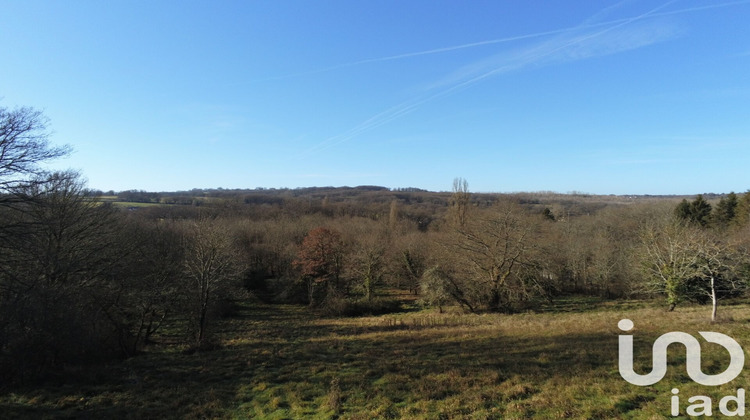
[294, 227, 344, 306]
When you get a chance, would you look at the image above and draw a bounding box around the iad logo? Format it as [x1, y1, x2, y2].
[618, 319, 746, 416]
[618, 319, 744, 386]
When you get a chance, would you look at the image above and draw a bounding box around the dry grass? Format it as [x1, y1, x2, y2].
[3, 298, 750, 418]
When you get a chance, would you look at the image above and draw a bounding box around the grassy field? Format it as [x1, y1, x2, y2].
[3, 296, 750, 419]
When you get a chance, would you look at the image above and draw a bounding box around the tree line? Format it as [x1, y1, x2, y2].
[2, 105, 750, 386]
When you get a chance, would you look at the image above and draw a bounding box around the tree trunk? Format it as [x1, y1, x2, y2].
[711, 276, 717, 322]
[307, 279, 316, 307]
[198, 301, 208, 344]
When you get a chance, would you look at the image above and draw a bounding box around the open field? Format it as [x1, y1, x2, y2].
[3, 297, 750, 419]
[96, 196, 167, 208]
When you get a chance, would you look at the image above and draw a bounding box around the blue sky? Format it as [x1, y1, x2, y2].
[2, 0, 749, 194]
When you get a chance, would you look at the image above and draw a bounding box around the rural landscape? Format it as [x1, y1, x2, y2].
[4, 105, 750, 418]
[3, 1, 750, 418]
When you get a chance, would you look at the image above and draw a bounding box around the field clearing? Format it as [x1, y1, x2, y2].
[3, 298, 750, 419]
[111, 202, 164, 208]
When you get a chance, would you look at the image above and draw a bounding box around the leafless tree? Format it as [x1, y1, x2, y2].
[689, 231, 745, 322]
[116, 217, 184, 354]
[388, 199, 399, 232]
[0, 106, 70, 198]
[640, 221, 703, 311]
[180, 217, 241, 345]
[391, 231, 429, 294]
[0, 171, 124, 380]
[451, 177, 470, 228]
[445, 202, 545, 312]
[349, 230, 386, 302]
[419, 266, 452, 313]
[640, 220, 746, 321]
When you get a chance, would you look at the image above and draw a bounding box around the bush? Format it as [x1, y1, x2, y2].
[320, 296, 403, 317]
[0, 291, 129, 387]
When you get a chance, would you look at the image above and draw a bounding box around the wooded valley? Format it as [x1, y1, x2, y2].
[3, 106, 750, 417]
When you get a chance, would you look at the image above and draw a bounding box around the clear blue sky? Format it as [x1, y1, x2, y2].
[2, 0, 750, 194]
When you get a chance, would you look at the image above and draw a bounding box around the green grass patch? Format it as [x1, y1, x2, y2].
[109, 201, 164, 208]
[4, 299, 750, 418]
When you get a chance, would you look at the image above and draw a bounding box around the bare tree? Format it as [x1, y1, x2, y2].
[116, 217, 184, 354]
[690, 232, 745, 322]
[0, 106, 70, 197]
[640, 220, 746, 320]
[0, 171, 124, 380]
[349, 231, 386, 302]
[640, 221, 702, 311]
[419, 266, 452, 313]
[451, 177, 470, 228]
[392, 231, 429, 294]
[446, 202, 545, 312]
[388, 199, 399, 232]
[2, 171, 120, 288]
[181, 217, 240, 345]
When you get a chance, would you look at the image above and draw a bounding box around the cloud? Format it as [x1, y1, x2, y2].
[347, 0, 748, 70]
[298, 0, 748, 157]
[554, 21, 680, 61]
[428, 0, 685, 92]
[264, 0, 750, 87]
[300, 12, 678, 157]
[423, 20, 679, 93]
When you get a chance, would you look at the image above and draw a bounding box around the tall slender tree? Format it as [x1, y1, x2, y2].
[451, 177, 470, 228]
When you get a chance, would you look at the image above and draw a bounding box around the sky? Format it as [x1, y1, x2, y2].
[1, 0, 750, 195]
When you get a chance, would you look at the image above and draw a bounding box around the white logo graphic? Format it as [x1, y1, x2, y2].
[618, 319, 744, 386]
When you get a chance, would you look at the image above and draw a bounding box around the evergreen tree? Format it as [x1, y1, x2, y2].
[713, 192, 738, 227]
[689, 195, 712, 227]
[733, 191, 750, 227]
[674, 195, 712, 227]
[675, 199, 691, 221]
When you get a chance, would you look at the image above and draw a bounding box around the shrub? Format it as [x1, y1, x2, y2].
[320, 296, 402, 317]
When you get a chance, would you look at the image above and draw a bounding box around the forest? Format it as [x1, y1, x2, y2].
[3, 106, 750, 417]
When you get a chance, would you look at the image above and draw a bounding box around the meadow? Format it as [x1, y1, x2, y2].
[3, 294, 750, 419]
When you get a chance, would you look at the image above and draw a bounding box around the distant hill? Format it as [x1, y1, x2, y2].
[101, 185, 719, 223]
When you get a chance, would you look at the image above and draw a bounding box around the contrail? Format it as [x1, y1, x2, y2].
[298, 1, 671, 156]
[269, 0, 750, 84]
[297, 0, 750, 157]
[255, 27, 588, 83]
[347, 0, 750, 67]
